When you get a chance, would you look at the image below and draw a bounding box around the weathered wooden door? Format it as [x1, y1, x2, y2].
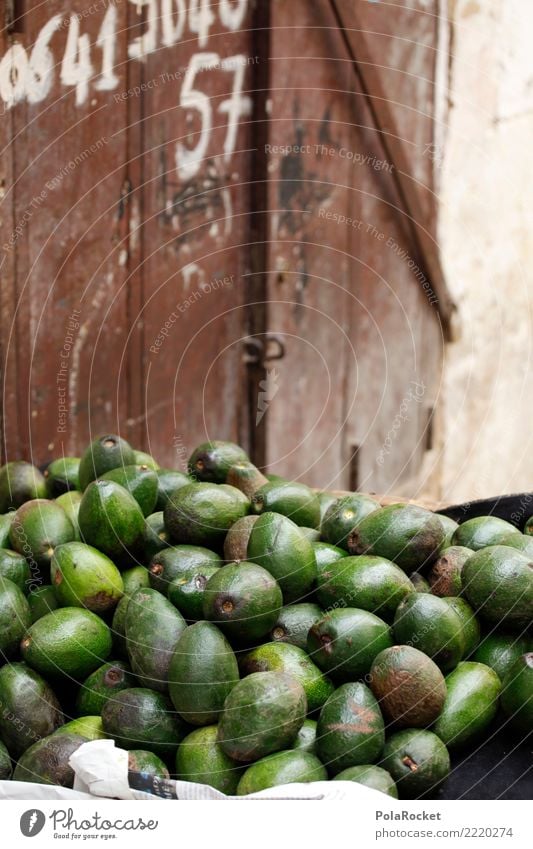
[0, 0, 451, 495]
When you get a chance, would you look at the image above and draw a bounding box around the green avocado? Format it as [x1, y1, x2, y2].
[168, 564, 221, 621]
[125, 588, 186, 692]
[442, 597, 480, 657]
[164, 483, 250, 548]
[369, 645, 446, 728]
[317, 492, 337, 525]
[0, 662, 64, 757]
[379, 729, 450, 798]
[55, 716, 105, 741]
[9, 499, 75, 570]
[203, 562, 282, 642]
[226, 461, 268, 499]
[76, 660, 136, 716]
[78, 434, 135, 491]
[51, 542, 124, 613]
[461, 545, 533, 631]
[149, 545, 221, 595]
[101, 464, 158, 517]
[269, 603, 324, 651]
[223, 515, 259, 562]
[307, 608, 392, 683]
[0, 576, 31, 657]
[291, 719, 317, 753]
[427, 546, 473, 597]
[333, 765, 398, 797]
[393, 594, 464, 672]
[316, 555, 414, 622]
[188, 440, 249, 484]
[13, 733, 86, 787]
[320, 494, 380, 549]
[176, 725, 242, 794]
[44, 457, 80, 496]
[316, 682, 385, 774]
[240, 642, 334, 713]
[251, 481, 321, 529]
[128, 750, 170, 779]
[347, 504, 445, 574]
[0, 741, 12, 780]
[78, 480, 145, 562]
[133, 450, 160, 470]
[55, 491, 82, 540]
[20, 607, 112, 680]
[500, 653, 533, 733]
[168, 622, 239, 726]
[524, 515, 533, 536]
[237, 749, 327, 795]
[0, 548, 30, 592]
[452, 516, 520, 551]
[155, 469, 191, 510]
[217, 671, 307, 763]
[247, 512, 317, 603]
[0, 512, 15, 547]
[0, 461, 47, 512]
[472, 634, 532, 681]
[433, 662, 502, 749]
[121, 565, 150, 595]
[312, 542, 348, 580]
[101, 688, 187, 756]
[142, 511, 171, 560]
[498, 533, 533, 557]
[435, 514, 459, 551]
[111, 595, 131, 658]
[410, 572, 431, 593]
[28, 584, 58, 622]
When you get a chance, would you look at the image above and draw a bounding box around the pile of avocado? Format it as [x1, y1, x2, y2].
[0, 437, 531, 798]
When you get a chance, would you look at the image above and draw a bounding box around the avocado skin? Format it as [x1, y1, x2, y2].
[168, 564, 220, 621]
[393, 594, 465, 672]
[442, 597, 480, 657]
[313, 541, 348, 576]
[0, 549, 30, 593]
[0, 512, 15, 547]
[379, 729, 450, 798]
[20, 607, 112, 680]
[226, 461, 268, 499]
[56, 491, 82, 540]
[433, 662, 502, 749]
[240, 642, 334, 713]
[78, 480, 145, 562]
[472, 634, 532, 681]
[50, 542, 124, 613]
[237, 749, 327, 795]
[217, 671, 307, 763]
[13, 733, 86, 786]
[101, 465, 158, 517]
[155, 469, 191, 510]
[369, 645, 446, 727]
[0, 741, 12, 780]
[307, 608, 392, 683]
[0, 662, 64, 757]
[498, 533, 533, 556]
[333, 764, 398, 797]
[251, 481, 321, 529]
[428, 546, 473, 597]
[149, 545, 221, 595]
[316, 682, 385, 774]
[111, 595, 131, 658]
[164, 483, 250, 548]
[101, 688, 187, 756]
[122, 566, 150, 595]
[188, 440, 249, 484]
[133, 450, 160, 470]
[435, 514, 459, 551]
[76, 661, 136, 716]
[317, 492, 337, 525]
[461, 545, 533, 631]
[125, 588, 187, 692]
[28, 585, 58, 623]
[176, 725, 242, 794]
[168, 622, 239, 726]
[321, 494, 380, 549]
[347, 504, 445, 574]
[223, 515, 259, 562]
[291, 719, 317, 753]
[452, 516, 520, 550]
[500, 653, 533, 732]
[410, 572, 431, 593]
[203, 562, 282, 641]
[0, 462, 47, 512]
[142, 511, 171, 560]
[316, 555, 414, 622]
[9, 499, 75, 569]
[269, 603, 324, 651]
[44, 457, 80, 496]
[128, 750, 170, 779]
[55, 716, 105, 741]
[78, 434, 135, 491]
[247, 512, 317, 604]
[0, 577, 31, 657]
[524, 516, 533, 536]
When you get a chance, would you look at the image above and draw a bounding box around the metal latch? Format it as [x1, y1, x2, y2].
[242, 335, 285, 366]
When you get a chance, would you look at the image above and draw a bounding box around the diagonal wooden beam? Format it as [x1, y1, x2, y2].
[328, 0, 455, 337]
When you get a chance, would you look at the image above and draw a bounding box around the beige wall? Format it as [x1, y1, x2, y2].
[438, 0, 533, 503]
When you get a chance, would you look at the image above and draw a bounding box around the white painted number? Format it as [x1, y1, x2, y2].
[188, 0, 216, 48]
[95, 4, 119, 91]
[176, 52, 219, 180]
[219, 55, 252, 161]
[26, 15, 63, 104]
[61, 15, 93, 106]
[0, 44, 28, 108]
[128, 0, 158, 61]
[161, 0, 187, 48]
[219, 0, 248, 31]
